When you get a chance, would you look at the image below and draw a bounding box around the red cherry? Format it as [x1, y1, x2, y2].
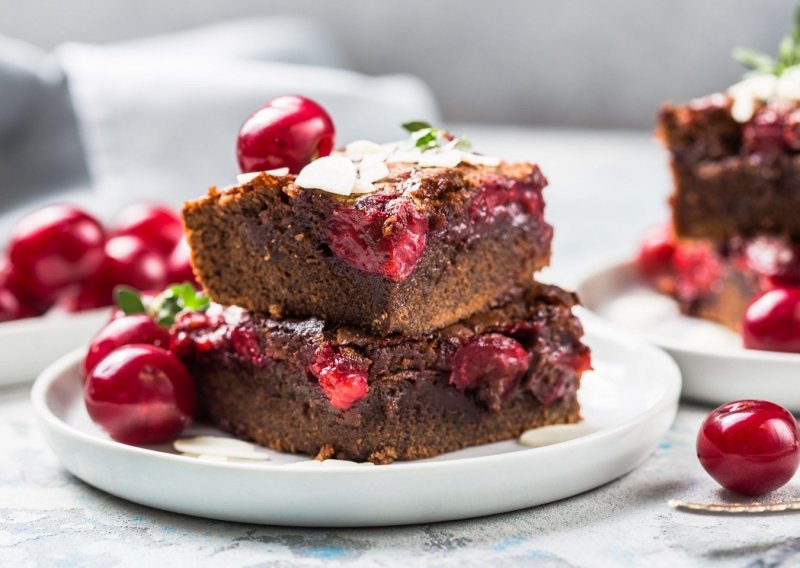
[637, 224, 676, 280]
[450, 334, 530, 410]
[672, 241, 723, 302]
[114, 204, 183, 255]
[743, 288, 800, 352]
[327, 195, 428, 281]
[166, 237, 198, 286]
[84, 344, 196, 445]
[236, 95, 335, 174]
[102, 235, 168, 292]
[309, 342, 368, 410]
[82, 315, 171, 379]
[697, 400, 800, 495]
[8, 205, 105, 300]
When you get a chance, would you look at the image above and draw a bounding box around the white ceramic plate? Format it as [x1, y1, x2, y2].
[0, 309, 109, 386]
[577, 258, 800, 411]
[32, 325, 680, 527]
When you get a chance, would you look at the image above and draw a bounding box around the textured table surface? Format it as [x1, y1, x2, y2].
[3, 128, 800, 567]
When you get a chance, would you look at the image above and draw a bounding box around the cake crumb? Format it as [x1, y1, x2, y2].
[315, 444, 336, 461]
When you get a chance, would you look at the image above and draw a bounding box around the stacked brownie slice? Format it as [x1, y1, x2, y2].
[175, 151, 590, 463]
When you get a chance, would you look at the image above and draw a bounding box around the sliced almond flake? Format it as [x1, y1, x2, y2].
[346, 140, 385, 157]
[417, 149, 463, 168]
[727, 74, 777, 100]
[388, 148, 423, 164]
[359, 160, 390, 184]
[175, 436, 271, 459]
[351, 179, 378, 194]
[295, 156, 357, 196]
[730, 95, 757, 123]
[195, 454, 230, 462]
[518, 423, 596, 448]
[777, 65, 800, 101]
[461, 153, 501, 167]
[236, 168, 290, 184]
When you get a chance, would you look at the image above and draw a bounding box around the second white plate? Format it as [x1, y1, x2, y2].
[32, 323, 679, 527]
[577, 258, 800, 411]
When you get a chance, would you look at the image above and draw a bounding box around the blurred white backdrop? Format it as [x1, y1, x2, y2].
[0, 0, 791, 128]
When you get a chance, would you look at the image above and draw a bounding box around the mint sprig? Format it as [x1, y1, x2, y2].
[733, 4, 800, 76]
[400, 121, 472, 152]
[113, 282, 209, 328]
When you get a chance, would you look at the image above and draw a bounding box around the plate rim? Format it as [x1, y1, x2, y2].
[32, 331, 681, 475]
[574, 255, 800, 365]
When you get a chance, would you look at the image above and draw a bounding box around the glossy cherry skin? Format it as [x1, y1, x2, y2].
[637, 224, 676, 279]
[743, 288, 800, 352]
[697, 400, 800, 495]
[236, 95, 335, 174]
[84, 344, 195, 445]
[166, 236, 198, 286]
[56, 279, 114, 313]
[114, 204, 183, 255]
[102, 235, 168, 292]
[82, 315, 171, 379]
[8, 205, 105, 300]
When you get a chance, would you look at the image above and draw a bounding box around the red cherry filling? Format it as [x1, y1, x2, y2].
[672, 241, 723, 303]
[236, 95, 335, 174]
[468, 179, 545, 226]
[449, 334, 530, 410]
[309, 342, 369, 410]
[697, 400, 800, 495]
[8, 205, 106, 300]
[743, 288, 800, 352]
[743, 107, 789, 154]
[327, 195, 429, 281]
[84, 344, 196, 445]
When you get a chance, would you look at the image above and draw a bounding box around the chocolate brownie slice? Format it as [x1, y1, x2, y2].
[171, 283, 590, 464]
[183, 161, 552, 336]
[657, 95, 800, 243]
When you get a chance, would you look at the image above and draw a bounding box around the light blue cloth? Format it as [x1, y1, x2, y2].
[0, 18, 440, 238]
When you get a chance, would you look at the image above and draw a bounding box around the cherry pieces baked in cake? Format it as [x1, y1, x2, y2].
[177, 102, 591, 463]
[171, 283, 589, 464]
[643, 16, 800, 351]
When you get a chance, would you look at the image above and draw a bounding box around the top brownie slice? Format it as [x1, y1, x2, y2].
[184, 159, 552, 336]
[657, 92, 800, 243]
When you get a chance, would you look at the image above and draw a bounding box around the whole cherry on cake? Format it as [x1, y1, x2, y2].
[697, 400, 800, 495]
[236, 95, 335, 174]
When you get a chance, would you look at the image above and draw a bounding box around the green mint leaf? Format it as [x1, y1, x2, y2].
[413, 128, 439, 150]
[732, 47, 777, 74]
[402, 120, 432, 133]
[114, 286, 146, 315]
[148, 282, 210, 327]
[455, 137, 472, 151]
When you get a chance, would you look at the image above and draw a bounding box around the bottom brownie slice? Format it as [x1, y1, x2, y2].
[171, 283, 591, 463]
